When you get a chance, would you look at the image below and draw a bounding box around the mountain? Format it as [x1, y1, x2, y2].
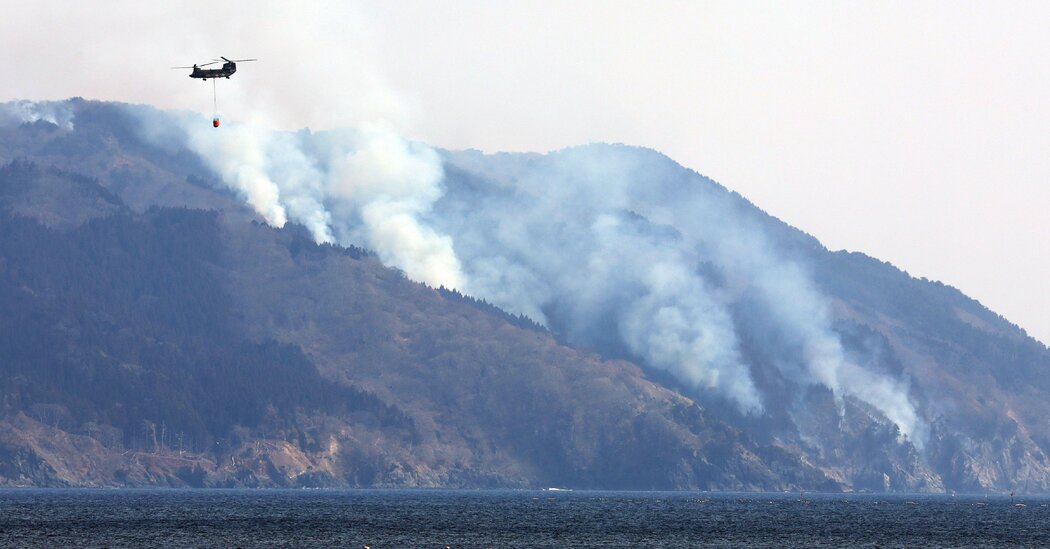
[0, 99, 1047, 492]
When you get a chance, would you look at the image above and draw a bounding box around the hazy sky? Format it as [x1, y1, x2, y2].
[3, 1, 1048, 344]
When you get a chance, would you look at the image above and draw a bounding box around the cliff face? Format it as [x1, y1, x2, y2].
[0, 99, 1048, 492]
[804, 245, 1050, 492]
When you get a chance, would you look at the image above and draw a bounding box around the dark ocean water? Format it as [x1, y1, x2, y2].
[0, 489, 1047, 548]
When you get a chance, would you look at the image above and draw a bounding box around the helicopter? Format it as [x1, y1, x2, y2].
[171, 57, 256, 81]
[172, 56, 256, 127]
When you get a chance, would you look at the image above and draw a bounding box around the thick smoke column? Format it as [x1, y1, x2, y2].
[137, 109, 924, 445]
[317, 127, 465, 289]
[184, 122, 291, 229]
[164, 115, 464, 289]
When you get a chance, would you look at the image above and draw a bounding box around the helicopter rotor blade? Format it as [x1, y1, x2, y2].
[171, 61, 220, 69]
[228, 58, 257, 62]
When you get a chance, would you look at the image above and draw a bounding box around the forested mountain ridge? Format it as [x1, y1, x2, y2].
[0, 99, 1047, 491]
[435, 143, 1050, 493]
[0, 155, 822, 489]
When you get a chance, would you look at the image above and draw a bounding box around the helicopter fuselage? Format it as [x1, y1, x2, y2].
[189, 63, 237, 80]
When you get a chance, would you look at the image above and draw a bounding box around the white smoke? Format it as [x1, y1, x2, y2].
[183, 122, 290, 228]
[431, 144, 925, 444]
[161, 114, 463, 290]
[0, 100, 75, 130]
[134, 108, 924, 444]
[749, 259, 927, 446]
[320, 127, 464, 289]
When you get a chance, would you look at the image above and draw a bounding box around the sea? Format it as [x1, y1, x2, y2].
[0, 489, 1046, 548]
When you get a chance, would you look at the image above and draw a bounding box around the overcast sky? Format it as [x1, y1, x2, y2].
[3, 1, 1048, 344]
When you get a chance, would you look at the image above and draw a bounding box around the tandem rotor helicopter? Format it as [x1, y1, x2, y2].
[171, 56, 256, 127]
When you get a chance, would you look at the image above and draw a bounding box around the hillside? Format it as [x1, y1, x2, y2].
[1, 99, 1048, 492]
[0, 150, 819, 490]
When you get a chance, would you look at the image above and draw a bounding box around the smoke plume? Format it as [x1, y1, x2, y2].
[135, 109, 925, 446]
[157, 113, 463, 289]
[0, 100, 75, 130]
